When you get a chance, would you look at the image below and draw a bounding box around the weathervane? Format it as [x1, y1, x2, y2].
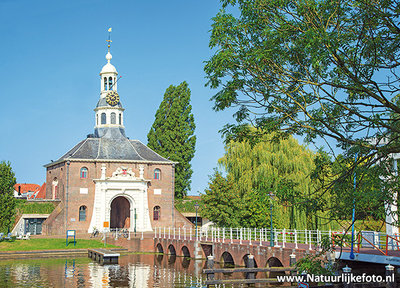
[107, 27, 112, 52]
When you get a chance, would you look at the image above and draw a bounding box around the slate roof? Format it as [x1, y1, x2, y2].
[96, 97, 123, 108]
[47, 137, 171, 165]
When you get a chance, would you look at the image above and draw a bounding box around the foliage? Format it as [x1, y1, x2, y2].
[0, 238, 118, 251]
[205, 0, 400, 223]
[0, 161, 16, 232]
[296, 255, 333, 276]
[202, 132, 335, 229]
[201, 171, 243, 227]
[147, 81, 196, 198]
[15, 200, 56, 215]
[175, 198, 203, 213]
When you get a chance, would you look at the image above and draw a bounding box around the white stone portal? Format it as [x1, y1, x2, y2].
[88, 166, 152, 233]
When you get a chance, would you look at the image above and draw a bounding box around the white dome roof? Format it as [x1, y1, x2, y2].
[100, 62, 117, 74]
[100, 51, 118, 74]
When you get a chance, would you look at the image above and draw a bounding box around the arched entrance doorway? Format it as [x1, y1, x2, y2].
[110, 196, 130, 229]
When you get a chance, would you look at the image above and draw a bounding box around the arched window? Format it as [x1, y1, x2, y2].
[80, 167, 88, 179]
[101, 113, 106, 124]
[153, 206, 161, 221]
[96, 114, 98, 125]
[104, 77, 107, 90]
[108, 77, 113, 90]
[110, 112, 116, 124]
[79, 206, 87, 221]
[154, 169, 161, 180]
[119, 113, 122, 125]
[52, 178, 58, 200]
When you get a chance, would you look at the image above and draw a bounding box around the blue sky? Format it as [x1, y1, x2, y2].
[0, 0, 236, 194]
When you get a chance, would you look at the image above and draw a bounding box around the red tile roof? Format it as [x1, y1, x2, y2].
[14, 183, 40, 195]
[35, 183, 46, 199]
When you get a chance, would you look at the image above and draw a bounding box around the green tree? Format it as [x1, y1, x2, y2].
[204, 0, 400, 223]
[147, 81, 196, 198]
[0, 161, 16, 232]
[202, 131, 334, 229]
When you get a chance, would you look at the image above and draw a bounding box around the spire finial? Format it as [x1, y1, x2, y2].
[106, 27, 112, 63]
[106, 27, 112, 52]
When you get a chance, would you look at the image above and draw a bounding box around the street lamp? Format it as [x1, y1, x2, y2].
[268, 193, 275, 247]
[194, 203, 199, 241]
[65, 160, 70, 237]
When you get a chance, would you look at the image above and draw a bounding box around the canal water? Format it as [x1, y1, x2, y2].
[0, 254, 209, 287]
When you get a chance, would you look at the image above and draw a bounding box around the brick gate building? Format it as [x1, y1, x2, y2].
[42, 41, 190, 235]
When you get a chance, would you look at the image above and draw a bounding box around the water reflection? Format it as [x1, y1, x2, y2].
[0, 254, 206, 288]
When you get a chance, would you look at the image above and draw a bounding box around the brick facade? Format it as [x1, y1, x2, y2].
[43, 160, 190, 235]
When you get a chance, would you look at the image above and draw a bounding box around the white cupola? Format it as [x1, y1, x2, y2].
[93, 32, 126, 139]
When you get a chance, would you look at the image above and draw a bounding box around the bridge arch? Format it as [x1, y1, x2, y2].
[266, 256, 285, 279]
[168, 244, 176, 255]
[181, 246, 191, 258]
[266, 257, 283, 267]
[156, 243, 164, 254]
[220, 251, 235, 268]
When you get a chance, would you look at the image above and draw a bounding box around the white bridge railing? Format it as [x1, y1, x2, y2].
[154, 227, 400, 252]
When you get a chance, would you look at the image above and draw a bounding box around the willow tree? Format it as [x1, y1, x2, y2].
[202, 132, 333, 229]
[147, 81, 196, 198]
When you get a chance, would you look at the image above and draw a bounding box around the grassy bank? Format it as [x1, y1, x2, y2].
[0, 238, 118, 251]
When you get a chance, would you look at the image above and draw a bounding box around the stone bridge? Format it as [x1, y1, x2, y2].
[154, 236, 318, 269]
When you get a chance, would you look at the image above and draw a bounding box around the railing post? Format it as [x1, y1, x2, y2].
[254, 228, 257, 244]
[230, 228, 233, 244]
[305, 229, 308, 244]
[274, 228, 278, 247]
[329, 229, 332, 247]
[386, 234, 389, 256]
[260, 229, 262, 246]
[249, 228, 252, 245]
[178, 227, 181, 240]
[282, 228, 286, 248]
[141, 231, 144, 240]
[205, 228, 208, 241]
[294, 229, 298, 249]
[222, 227, 225, 243]
[128, 231, 131, 240]
[240, 228, 242, 244]
[316, 229, 319, 248]
[309, 230, 312, 250]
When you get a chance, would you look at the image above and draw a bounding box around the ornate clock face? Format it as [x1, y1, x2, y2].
[106, 91, 120, 106]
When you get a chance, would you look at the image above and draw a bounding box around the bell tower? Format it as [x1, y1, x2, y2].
[94, 28, 126, 138]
